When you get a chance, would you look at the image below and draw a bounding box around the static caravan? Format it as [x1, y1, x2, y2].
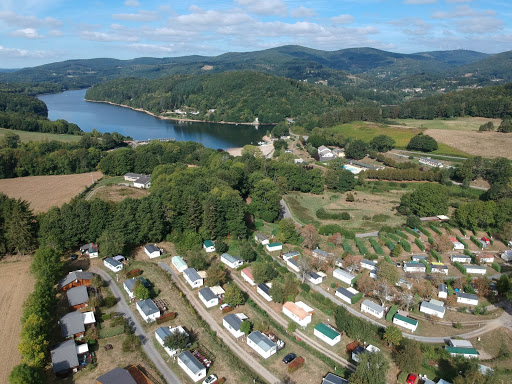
[314, 323, 341, 346]
[183, 268, 204, 289]
[254, 233, 270, 245]
[220, 253, 243, 269]
[307, 271, 326, 285]
[177, 351, 207, 382]
[282, 251, 300, 261]
[136, 299, 161, 323]
[172, 256, 188, 273]
[360, 259, 377, 271]
[247, 331, 277, 359]
[155, 326, 189, 357]
[241, 268, 255, 286]
[282, 301, 313, 327]
[333, 268, 356, 285]
[203, 240, 215, 253]
[335, 287, 359, 304]
[257, 283, 273, 301]
[144, 244, 161, 259]
[266, 242, 283, 252]
[393, 313, 418, 332]
[103, 257, 123, 273]
[457, 292, 479, 306]
[450, 254, 471, 263]
[198, 287, 219, 308]
[287, 258, 301, 272]
[403, 262, 426, 273]
[360, 299, 384, 319]
[464, 265, 487, 275]
[223, 313, 248, 338]
[438, 284, 448, 299]
[420, 300, 445, 318]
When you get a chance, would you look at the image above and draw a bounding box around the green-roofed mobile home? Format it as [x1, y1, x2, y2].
[445, 346, 479, 358]
[393, 313, 418, 332]
[266, 242, 283, 252]
[314, 323, 341, 346]
[203, 240, 215, 253]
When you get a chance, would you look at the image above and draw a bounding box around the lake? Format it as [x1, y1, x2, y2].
[39, 89, 266, 149]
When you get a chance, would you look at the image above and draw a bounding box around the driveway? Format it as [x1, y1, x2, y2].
[280, 198, 301, 225]
[158, 263, 281, 384]
[91, 267, 182, 384]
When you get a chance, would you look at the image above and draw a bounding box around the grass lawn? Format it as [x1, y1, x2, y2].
[394, 117, 503, 132]
[0, 127, 81, 143]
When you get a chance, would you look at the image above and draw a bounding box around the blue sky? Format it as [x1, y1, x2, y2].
[1, 0, 511, 68]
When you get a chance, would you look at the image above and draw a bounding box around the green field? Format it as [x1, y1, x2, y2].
[0, 128, 81, 143]
[394, 116, 502, 131]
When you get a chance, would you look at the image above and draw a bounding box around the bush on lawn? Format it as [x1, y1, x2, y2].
[156, 312, 177, 324]
[288, 357, 305, 373]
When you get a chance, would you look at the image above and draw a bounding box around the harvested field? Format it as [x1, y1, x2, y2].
[90, 185, 149, 202]
[396, 117, 503, 131]
[0, 258, 34, 383]
[425, 129, 512, 159]
[0, 171, 102, 213]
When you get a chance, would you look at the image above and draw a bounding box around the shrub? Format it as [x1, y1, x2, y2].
[428, 237, 435, 245]
[405, 227, 420, 238]
[456, 236, 468, 249]
[101, 313, 113, 321]
[414, 238, 425, 251]
[470, 235, 482, 248]
[351, 292, 363, 304]
[385, 239, 395, 251]
[454, 322, 462, 329]
[396, 230, 408, 239]
[400, 239, 411, 252]
[316, 208, 347, 220]
[386, 305, 398, 322]
[453, 262, 466, 274]
[387, 233, 400, 242]
[300, 283, 310, 293]
[288, 357, 305, 373]
[430, 249, 441, 262]
[492, 262, 501, 272]
[369, 238, 383, 255]
[127, 269, 142, 278]
[319, 224, 343, 236]
[341, 212, 351, 220]
[355, 239, 369, 255]
[330, 282, 336, 289]
[343, 240, 355, 254]
[156, 312, 177, 324]
[287, 321, 297, 333]
[430, 225, 442, 236]
[103, 295, 117, 308]
[384, 255, 392, 264]
[459, 228, 467, 236]
[417, 226, 431, 237]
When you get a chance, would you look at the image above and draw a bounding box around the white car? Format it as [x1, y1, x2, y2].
[219, 303, 230, 311]
[203, 374, 218, 384]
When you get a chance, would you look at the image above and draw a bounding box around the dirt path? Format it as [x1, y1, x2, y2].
[158, 262, 280, 384]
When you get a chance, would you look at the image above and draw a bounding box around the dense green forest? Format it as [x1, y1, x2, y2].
[85, 71, 346, 124]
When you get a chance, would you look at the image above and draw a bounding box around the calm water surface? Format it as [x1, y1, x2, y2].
[39, 89, 266, 149]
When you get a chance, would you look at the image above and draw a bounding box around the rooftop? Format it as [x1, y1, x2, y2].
[421, 300, 446, 313]
[224, 313, 243, 331]
[445, 346, 479, 355]
[203, 240, 214, 247]
[394, 313, 418, 326]
[59, 311, 85, 338]
[362, 299, 383, 313]
[184, 267, 202, 282]
[241, 267, 253, 280]
[221, 253, 242, 264]
[144, 244, 159, 253]
[314, 323, 340, 340]
[457, 292, 479, 300]
[51, 339, 79, 373]
[248, 331, 276, 352]
[178, 351, 205, 375]
[199, 286, 217, 302]
[104, 257, 122, 268]
[283, 301, 311, 320]
[66, 285, 89, 307]
[136, 298, 159, 316]
[58, 271, 94, 289]
[96, 367, 137, 384]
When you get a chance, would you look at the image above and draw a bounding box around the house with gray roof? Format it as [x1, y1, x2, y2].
[133, 175, 151, 189]
[360, 259, 377, 271]
[123, 276, 150, 300]
[144, 244, 161, 259]
[322, 373, 349, 384]
[464, 265, 487, 275]
[51, 339, 79, 374]
[438, 283, 448, 299]
[223, 313, 248, 338]
[198, 287, 219, 308]
[58, 271, 94, 291]
[333, 268, 356, 285]
[335, 287, 359, 304]
[177, 351, 207, 382]
[220, 253, 243, 269]
[104, 257, 123, 273]
[307, 271, 325, 285]
[254, 233, 270, 245]
[59, 311, 95, 339]
[360, 299, 384, 319]
[247, 331, 277, 359]
[282, 251, 300, 260]
[155, 325, 189, 357]
[66, 285, 89, 310]
[136, 298, 160, 323]
[183, 267, 204, 288]
[96, 367, 137, 384]
[286, 257, 300, 272]
[257, 283, 273, 301]
[420, 300, 446, 318]
[312, 248, 330, 259]
[457, 292, 479, 306]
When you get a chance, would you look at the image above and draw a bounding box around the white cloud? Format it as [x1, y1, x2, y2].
[0, 45, 52, 58]
[48, 29, 63, 37]
[390, 17, 433, 36]
[234, 0, 287, 16]
[124, 0, 139, 6]
[455, 17, 504, 33]
[80, 30, 140, 42]
[10, 27, 42, 39]
[404, 0, 437, 4]
[431, 5, 495, 19]
[112, 10, 159, 22]
[0, 10, 61, 28]
[128, 43, 175, 53]
[291, 6, 316, 18]
[331, 14, 354, 24]
[173, 7, 254, 28]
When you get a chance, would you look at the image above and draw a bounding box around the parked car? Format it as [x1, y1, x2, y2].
[282, 353, 297, 364]
[203, 374, 218, 384]
[406, 373, 418, 384]
[396, 262, 401, 268]
[71, 254, 78, 261]
[219, 303, 231, 311]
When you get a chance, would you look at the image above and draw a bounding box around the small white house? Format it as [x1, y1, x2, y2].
[360, 299, 384, 319]
[307, 271, 326, 285]
[266, 242, 283, 252]
[403, 262, 426, 273]
[457, 292, 479, 306]
[177, 351, 207, 382]
[420, 300, 446, 318]
[476, 254, 494, 263]
[241, 268, 255, 286]
[465, 265, 487, 275]
[283, 301, 313, 327]
[80, 243, 98, 258]
[220, 253, 243, 269]
[438, 284, 448, 299]
[445, 344, 479, 359]
[393, 313, 418, 332]
[412, 255, 428, 262]
[203, 240, 215, 253]
[123, 276, 150, 300]
[451, 254, 472, 263]
[282, 251, 300, 261]
[223, 313, 248, 338]
[254, 233, 270, 245]
[198, 287, 219, 308]
[155, 325, 189, 357]
[183, 268, 204, 288]
[144, 244, 161, 259]
[286, 258, 300, 272]
[257, 283, 273, 301]
[431, 263, 449, 275]
[172, 256, 188, 273]
[136, 299, 161, 323]
[360, 259, 377, 271]
[314, 323, 341, 346]
[333, 268, 356, 285]
[335, 287, 359, 304]
[103, 257, 123, 273]
[247, 331, 277, 359]
[133, 175, 151, 189]
[452, 242, 465, 251]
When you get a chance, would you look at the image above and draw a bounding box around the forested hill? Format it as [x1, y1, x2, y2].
[85, 71, 345, 124]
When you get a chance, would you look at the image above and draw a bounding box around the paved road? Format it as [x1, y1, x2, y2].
[91, 267, 182, 384]
[158, 263, 281, 384]
[280, 198, 301, 224]
[230, 274, 356, 372]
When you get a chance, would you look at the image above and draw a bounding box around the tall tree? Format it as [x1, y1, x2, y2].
[349, 351, 389, 384]
[301, 224, 319, 249]
[224, 283, 246, 307]
[6, 200, 36, 255]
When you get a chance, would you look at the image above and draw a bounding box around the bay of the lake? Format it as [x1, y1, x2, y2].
[39, 89, 266, 150]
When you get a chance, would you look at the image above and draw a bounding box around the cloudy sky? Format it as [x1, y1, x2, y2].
[1, 0, 511, 68]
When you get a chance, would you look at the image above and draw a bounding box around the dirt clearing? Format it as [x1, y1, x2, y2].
[0, 258, 34, 383]
[0, 171, 103, 213]
[90, 185, 149, 202]
[425, 129, 512, 159]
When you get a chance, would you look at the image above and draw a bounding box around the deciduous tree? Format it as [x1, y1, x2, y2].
[301, 224, 318, 249]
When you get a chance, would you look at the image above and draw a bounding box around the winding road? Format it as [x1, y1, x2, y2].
[91, 267, 183, 384]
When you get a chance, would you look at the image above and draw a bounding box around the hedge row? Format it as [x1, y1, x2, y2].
[351, 292, 364, 304]
[343, 239, 355, 254]
[415, 238, 425, 251]
[400, 239, 411, 252]
[384, 255, 393, 264]
[417, 226, 431, 237]
[405, 227, 420, 238]
[127, 269, 142, 278]
[386, 305, 398, 322]
[156, 311, 177, 324]
[459, 228, 467, 236]
[430, 250, 441, 262]
[456, 236, 469, 249]
[288, 356, 305, 373]
[430, 225, 443, 236]
[369, 237, 384, 255]
[470, 235, 482, 248]
[355, 238, 369, 255]
[396, 230, 408, 239]
[385, 239, 395, 251]
[453, 261, 466, 274]
[388, 233, 400, 242]
[420, 259, 431, 273]
[492, 262, 501, 273]
[428, 237, 435, 245]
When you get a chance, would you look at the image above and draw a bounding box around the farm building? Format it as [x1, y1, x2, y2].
[286, 257, 301, 272]
[155, 325, 189, 357]
[257, 283, 273, 301]
[58, 271, 94, 291]
[183, 268, 204, 288]
[223, 313, 248, 338]
[307, 271, 326, 285]
[80, 243, 98, 258]
[123, 276, 150, 300]
[360, 300, 384, 319]
[241, 267, 255, 285]
[247, 331, 277, 359]
[403, 262, 426, 273]
[103, 257, 123, 273]
[420, 300, 446, 318]
[438, 284, 448, 299]
[322, 373, 349, 384]
[318, 145, 336, 161]
[283, 301, 314, 327]
[282, 251, 300, 261]
[59, 311, 96, 339]
[464, 265, 487, 275]
[144, 244, 161, 258]
[203, 240, 215, 253]
[457, 292, 479, 306]
[412, 255, 428, 262]
[335, 287, 360, 304]
[220, 253, 243, 269]
[393, 314, 418, 332]
[136, 298, 161, 323]
[198, 287, 219, 308]
[172, 256, 188, 273]
[360, 259, 377, 271]
[266, 242, 283, 252]
[314, 323, 341, 346]
[450, 254, 472, 263]
[476, 254, 494, 263]
[66, 286, 89, 310]
[177, 351, 207, 382]
[333, 268, 356, 285]
[96, 367, 137, 384]
[50, 339, 80, 375]
[431, 263, 449, 275]
[254, 233, 269, 245]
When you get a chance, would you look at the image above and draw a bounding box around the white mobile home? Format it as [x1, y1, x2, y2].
[136, 299, 161, 323]
[123, 276, 150, 300]
[247, 331, 277, 359]
[360, 259, 377, 271]
[283, 301, 313, 327]
[155, 326, 189, 356]
[476, 254, 494, 263]
[103, 257, 123, 273]
[241, 268, 255, 286]
[335, 287, 359, 304]
[223, 313, 248, 338]
[450, 254, 471, 263]
[286, 258, 300, 272]
[172, 256, 188, 273]
[266, 242, 283, 252]
[177, 351, 207, 382]
[198, 287, 219, 308]
[257, 283, 273, 301]
[464, 265, 487, 275]
[438, 283, 448, 299]
[420, 300, 446, 318]
[457, 292, 479, 306]
[333, 268, 356, 285]
[307, 271, 325, 285]
[220, 253, 243, 269]
[203, 240, 215, 253]
[314, 323, 341, 346]
[360, 300, 384, 319]
[254, 233, 270, 245]
[183, 268, 204, 288]
[282, 251, 300, 261]
[445, 346, 479, 359]
[144, 244, 161, 259]
[431, 263, 449, 275]
[412, 255, 428, 262]
[393, 313, 418, 332]
[403, 262, 426, 273]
